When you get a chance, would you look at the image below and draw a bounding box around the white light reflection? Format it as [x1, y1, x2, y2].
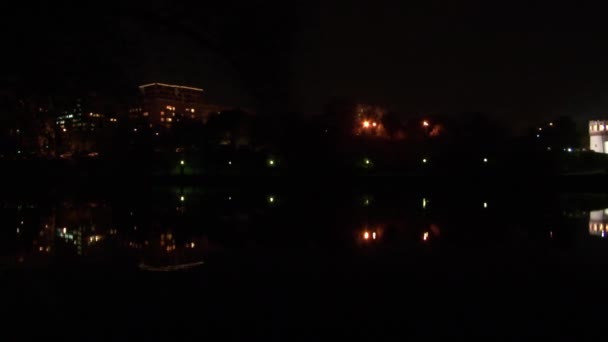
[589, 209, 608, 238]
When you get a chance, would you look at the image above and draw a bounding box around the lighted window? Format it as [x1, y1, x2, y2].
[160, 111, 164, 116]
[160, 118, 165, 122]
[602, 125, 605, 131]
[191, 109, 195, 113]
[143, 112, 149, 117]
[166, 118, 173, 123]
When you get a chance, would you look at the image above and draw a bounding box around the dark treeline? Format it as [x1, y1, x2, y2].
[0, 93, 605, 178]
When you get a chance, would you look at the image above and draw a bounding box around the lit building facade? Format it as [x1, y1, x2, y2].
[55, 99, 108, 133]
[54, 98, 116, 154]
[589, 120, 608, 153]
[138, 83, 209, 126]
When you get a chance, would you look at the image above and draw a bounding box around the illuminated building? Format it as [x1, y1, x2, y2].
[55, 99, 107, 132]
[589, 120, 608, 153]
[136, 83, 230, 126]
[589, 209, 608, 237]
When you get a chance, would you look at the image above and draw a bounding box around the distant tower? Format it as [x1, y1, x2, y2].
[589, 120, 608, 153]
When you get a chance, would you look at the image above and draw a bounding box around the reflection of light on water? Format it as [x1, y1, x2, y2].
[139, 261, 204, 272]
[362, 230, 378, 241]
[88, 235, 103, 244]
[589, 209, 608, 238]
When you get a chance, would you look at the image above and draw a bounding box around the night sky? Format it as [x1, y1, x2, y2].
[2, 1, 608, 129]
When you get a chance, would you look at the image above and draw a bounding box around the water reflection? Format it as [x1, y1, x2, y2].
[589, 209, 608, 238]
[361, 228, 381, 243]
[139, 231, 205, 271]
[3, 190, 608, 269]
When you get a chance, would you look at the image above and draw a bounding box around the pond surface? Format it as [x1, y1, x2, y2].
[3, 188, 608, 339]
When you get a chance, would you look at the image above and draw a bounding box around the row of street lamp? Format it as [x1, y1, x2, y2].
[363, 157, 489, 166]
[177, 156, 491, 170]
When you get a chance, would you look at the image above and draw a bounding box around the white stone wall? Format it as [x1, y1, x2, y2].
[590, 135, 605, 153]
[589, 120, 608, 153]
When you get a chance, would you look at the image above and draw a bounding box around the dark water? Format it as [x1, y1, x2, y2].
[4, 187, 608, 339]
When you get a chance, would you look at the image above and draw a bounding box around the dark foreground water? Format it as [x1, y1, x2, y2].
[3, 185, 608, 340]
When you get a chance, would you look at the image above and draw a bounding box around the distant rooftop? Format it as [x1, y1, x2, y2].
[139, 83, 204, 92]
